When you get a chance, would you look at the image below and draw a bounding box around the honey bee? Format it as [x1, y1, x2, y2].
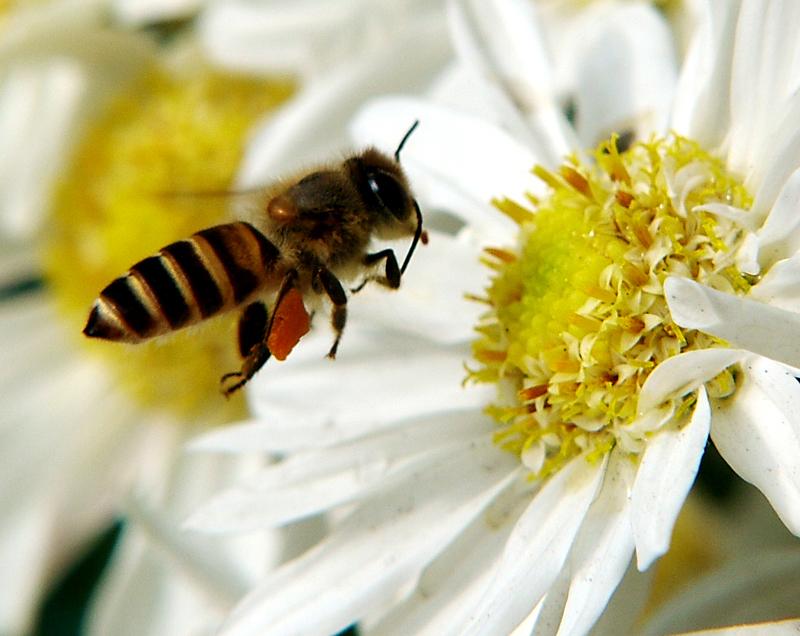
[83, 122, 427, 396]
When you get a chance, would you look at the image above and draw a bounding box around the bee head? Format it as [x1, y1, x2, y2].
[352, 148, 417, 238]
[348, 121, 426, 274]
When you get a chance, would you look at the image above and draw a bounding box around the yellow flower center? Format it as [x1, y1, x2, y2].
[470, 135, 753, 477]
[44, 65, 293, 423]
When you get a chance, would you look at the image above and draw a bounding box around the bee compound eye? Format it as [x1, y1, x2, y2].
[367, 171, 410, 220]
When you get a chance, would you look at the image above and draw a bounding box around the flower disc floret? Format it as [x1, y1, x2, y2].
[471, 135, 753, 477]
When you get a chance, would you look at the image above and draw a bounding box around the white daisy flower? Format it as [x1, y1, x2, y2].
[176, 0, 800, 634]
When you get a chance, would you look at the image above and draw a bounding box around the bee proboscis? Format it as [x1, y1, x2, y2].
[83, 122, 427, 395]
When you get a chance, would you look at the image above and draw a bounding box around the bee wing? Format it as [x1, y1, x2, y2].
[151, 187, 272, 223]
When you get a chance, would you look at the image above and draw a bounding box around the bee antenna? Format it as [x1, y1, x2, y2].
[400, 200, 424, 275]
[394, 120, 420, 163]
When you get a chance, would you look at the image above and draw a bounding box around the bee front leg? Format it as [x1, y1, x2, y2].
[351, 249, 400, 293]
[313, 267, 347, 359]
[221, 301, 271, 397]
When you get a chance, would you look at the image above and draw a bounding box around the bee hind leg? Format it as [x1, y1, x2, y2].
[220, 301, 271, 397]
[314, 267, 347, 359]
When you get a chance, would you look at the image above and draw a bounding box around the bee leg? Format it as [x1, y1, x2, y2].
[220, 301, 271, 397]
[314, 267, 347, 359]
[351, 249, 401, 293]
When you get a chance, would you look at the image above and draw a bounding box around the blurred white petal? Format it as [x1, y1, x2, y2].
[238, 15, 450, 181]
[572, 4, 676, 146]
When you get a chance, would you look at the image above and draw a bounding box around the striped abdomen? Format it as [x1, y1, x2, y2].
[84, 222, 284, 343]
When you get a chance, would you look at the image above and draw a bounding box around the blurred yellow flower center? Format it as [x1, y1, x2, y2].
[471, 135, 753, 478]
[44, 66, 293, 423]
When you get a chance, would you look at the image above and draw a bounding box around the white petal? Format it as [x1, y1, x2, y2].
[638, 347, 746, 416]
[710, 356, 800, 535]
[237, 17, 449, 182]
[218, 440, 517, 636]
[463, 453, 608, 636]
[631, 388, 711, 570]
[0, 61, 85, 238]
[531, 568, 571, 636]
[372, 489, 524, 636]
[753, 166, 800, 268]
[671, 0, 738, 147]
[727, 0, 800, 179]
[749, 87, 800, 214]
[665, 276, 800, 369]
[244, 327, 490, 450]
[573, 4, 676, 146]
[200, 0, 360, 75]
[0, 498, 51, 634]
[86, 526, 225, 636]
[556, 449, 636, 636]
[186, 411, 494, 531]
[749, 255, 800, 312]
[125, 495, 252, 606]
[350, 96, 542, 238]
[447, 0, 554, 113]
[446, 0, 573, 165]
[695, 203, 760, 232]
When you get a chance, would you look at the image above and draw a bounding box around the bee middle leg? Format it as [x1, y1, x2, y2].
[313, 267, 347, 359]
[220, 301, 272, 397]
[351, 249, 400, 293]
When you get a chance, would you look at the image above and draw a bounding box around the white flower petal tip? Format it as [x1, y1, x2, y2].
[711, 357, 800, 535]
[637, 348, 746, 417]
[464, 453, 608, 636]
[631, 389, 710, 571]
[665, 276, 800, 369]
[754, 167, 800, 267]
